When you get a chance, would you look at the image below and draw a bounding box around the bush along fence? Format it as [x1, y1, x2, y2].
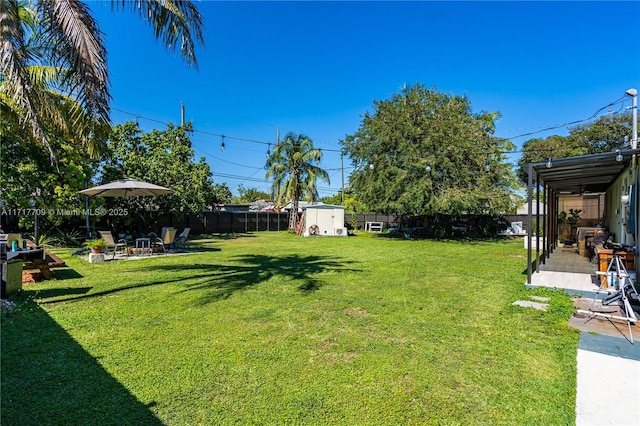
[151, 212, 538, 238]
[0, 211, 543, 240]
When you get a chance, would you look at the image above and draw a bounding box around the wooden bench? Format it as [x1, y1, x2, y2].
[23, 251, 66, 280]
[20, 240, 66, 280]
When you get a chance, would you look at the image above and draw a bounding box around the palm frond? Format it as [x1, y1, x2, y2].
[0, 0, 57, 163]
[113, 0, 205, 69]
[39, 0, 110, 123]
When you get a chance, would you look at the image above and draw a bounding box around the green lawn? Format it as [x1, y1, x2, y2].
[1, 232, 579, 425]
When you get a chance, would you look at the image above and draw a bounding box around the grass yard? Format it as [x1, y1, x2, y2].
[1, 232, 579, 425]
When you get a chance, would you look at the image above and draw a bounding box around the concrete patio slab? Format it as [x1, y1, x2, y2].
[576, 343, 640, 425]
[526, 248, 640, 426]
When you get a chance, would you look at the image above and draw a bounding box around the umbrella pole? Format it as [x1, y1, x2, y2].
[84, 179, 91, 238]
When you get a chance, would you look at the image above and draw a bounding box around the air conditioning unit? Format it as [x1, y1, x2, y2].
[334, 227, 348, 236]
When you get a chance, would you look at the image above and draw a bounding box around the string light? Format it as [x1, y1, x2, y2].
[221, 135, 225, 152]
[111, 94, 630, 161]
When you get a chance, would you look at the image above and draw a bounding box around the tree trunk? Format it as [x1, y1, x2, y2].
[289, 198, 299, 231]
[288, 209, 296, 230]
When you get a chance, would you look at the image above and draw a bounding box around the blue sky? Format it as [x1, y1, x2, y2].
[92, 1, 640, 197]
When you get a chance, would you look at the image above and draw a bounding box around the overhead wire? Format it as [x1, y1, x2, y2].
[114, 95, 629, 153]
[109, 95, 631, 189]
[504, 96, 628, 140]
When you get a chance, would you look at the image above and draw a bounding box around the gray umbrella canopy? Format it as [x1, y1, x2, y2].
[79, 178, 174, 198]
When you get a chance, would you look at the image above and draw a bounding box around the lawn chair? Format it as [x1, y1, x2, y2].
[98, 230, 128, 259]
[152, 228, 177, 255]
[160, 227, 175, 241]
[174, 228, 190, 249]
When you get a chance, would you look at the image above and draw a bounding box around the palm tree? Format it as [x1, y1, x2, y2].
[266, 131, 330, 231]
[0, 0, 204, 163]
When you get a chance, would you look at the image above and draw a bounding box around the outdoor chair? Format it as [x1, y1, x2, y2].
[174, 228, 190, 249]
[160, 227, 175, 241]
[589, 229, 611, 262]
[98, 230, 128, 259]
[152, 228, 177, 255]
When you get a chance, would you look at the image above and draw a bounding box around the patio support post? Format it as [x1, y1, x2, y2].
[534, 182, 540, 275]
[547, 185, 553, 255]
[527, 162, 533, 284]
[536, 181, 541, 265]
[553, 188, 556, 252]
[545, 184, 551, 257]
[536, 185, 548, 264]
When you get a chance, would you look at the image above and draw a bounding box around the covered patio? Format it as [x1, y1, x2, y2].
[527, 246, 600, 297]
[525, 148, 640, 289]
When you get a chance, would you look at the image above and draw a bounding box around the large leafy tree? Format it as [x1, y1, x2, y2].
[212, 183, 233, 205]
[517, 113, 633, 183]
[234, 185, 272, 204]
[99, 121, 215, 232]
[342, 84, 517, 216]
[321, 188, 368, 213]
[1, 56, 99, 235]
[0, 0, 204, 162]
[266, 132, 330, 230]
[515, 135, 581, 183]
[569, 113, 633, 154]
[0, 124, 95, 233]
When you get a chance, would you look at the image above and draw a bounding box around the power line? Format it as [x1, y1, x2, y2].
[504, 96, 627, 140]
[111, 106, 343, 152]
[109, 95, 631, 191]
[114, 94, 628, 157]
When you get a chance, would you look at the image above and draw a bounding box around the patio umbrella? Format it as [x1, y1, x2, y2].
[79, 179, 174, 237]
[79, 178, 174, 198]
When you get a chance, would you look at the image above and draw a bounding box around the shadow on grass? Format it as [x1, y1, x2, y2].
[27, 286, 93, 299]
[39, 254, 360, 305]
[179, 245, 221, 253]
[51, 268, 84, 280]
[176, 254, 359, 302]
[375, 232, 522, 245]
[1, 295, 163, 425]
[195, 232, 257, 240]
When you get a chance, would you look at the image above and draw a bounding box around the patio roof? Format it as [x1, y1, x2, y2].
[529, 149, 640, 194]
[525, 148, 640, 286]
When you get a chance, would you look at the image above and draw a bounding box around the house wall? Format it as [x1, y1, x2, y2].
[558, 194, 604, 221]
[605, 167, 636, 246]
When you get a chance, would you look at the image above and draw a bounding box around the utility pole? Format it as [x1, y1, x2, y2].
[626, 88, 637, 149]
[341, 151, 345, 205]
[625, 88, 638, 245]
[180, 101, 185, 126]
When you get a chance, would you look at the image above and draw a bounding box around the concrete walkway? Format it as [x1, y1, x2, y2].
[526, 248, 640, 425]
[576, 333, 640, 425]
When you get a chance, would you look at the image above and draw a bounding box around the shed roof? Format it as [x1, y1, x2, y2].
[528, 149, 640, 193]
[304, 203, 346, 210]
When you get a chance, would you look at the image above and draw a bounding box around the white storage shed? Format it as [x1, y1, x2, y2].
[302, 204, 348, 237]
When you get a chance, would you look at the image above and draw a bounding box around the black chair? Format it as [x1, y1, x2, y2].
[590, 231, 611, 262]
